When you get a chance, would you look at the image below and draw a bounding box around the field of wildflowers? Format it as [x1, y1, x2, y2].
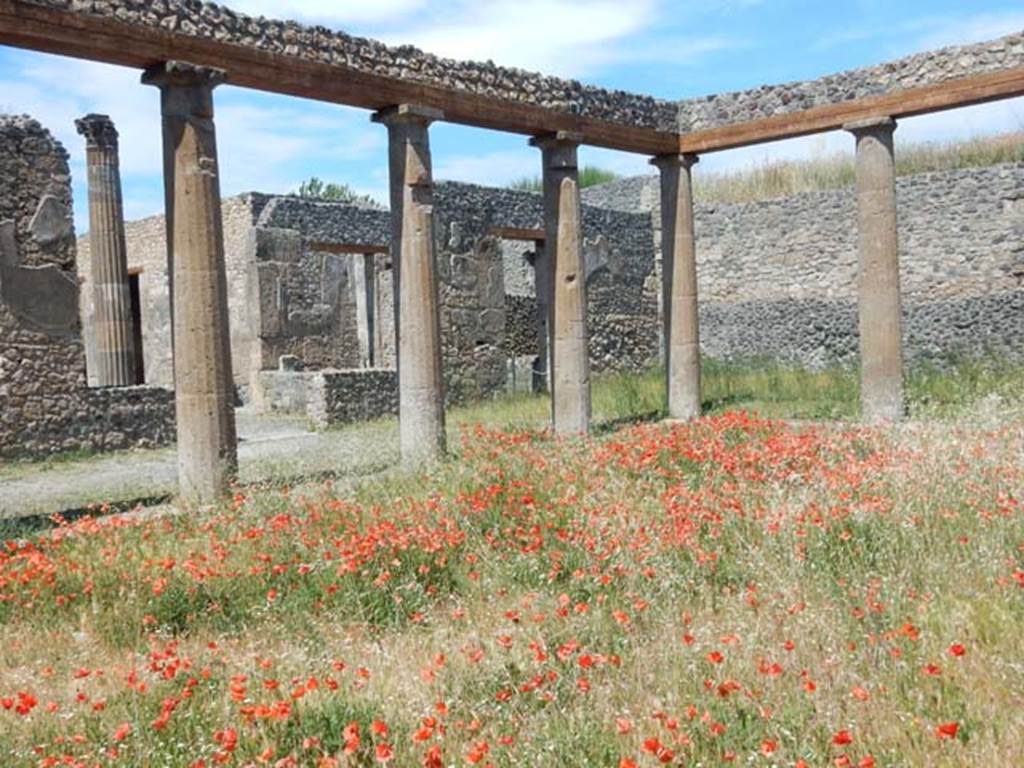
[1, 402, 1022, 766]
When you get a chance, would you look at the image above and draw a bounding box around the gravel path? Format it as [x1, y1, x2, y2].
[0, 410, 400, 519]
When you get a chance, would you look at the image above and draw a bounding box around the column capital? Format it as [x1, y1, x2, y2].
[531, 131, 582, 170]
[529, 130, 584, 151]
[141, 60, 227, 91]
[75, 113, 119, 150]
[372, 104, 444, 127]
[650, 152, 699, 171]
[843, 116, 896, 135]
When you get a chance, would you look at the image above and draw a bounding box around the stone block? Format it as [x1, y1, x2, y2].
[28, 194, 73, 247]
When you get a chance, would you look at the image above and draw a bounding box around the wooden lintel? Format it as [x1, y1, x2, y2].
[0, 1, 677, 155]
[488, 227, 546, 242]
[307, 241, 389, 255]
[2, 2, 1022, 159]
[679, 66, 1024, 154]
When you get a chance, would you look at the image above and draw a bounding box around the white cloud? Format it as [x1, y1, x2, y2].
[814, 10, 1024, 54]
[0, 52, 385, 231]
[895, 98, 1024, 143]
[378, 0, 661, 78]
[228, 0, 737, 79]
[905, 11, 1024, 52]
[433, 149, 538, 186]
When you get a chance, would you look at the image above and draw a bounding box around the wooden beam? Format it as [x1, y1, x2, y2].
[307, 241, 389, 255]
[0, 0, 678, 155]
[488, 227, 546, 242]
[679, 66, 1024, 154]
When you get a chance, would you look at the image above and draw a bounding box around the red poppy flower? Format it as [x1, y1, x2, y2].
[832, 730, 853, 746]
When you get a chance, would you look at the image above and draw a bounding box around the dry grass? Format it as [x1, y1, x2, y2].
[693, 132, 1024, 204]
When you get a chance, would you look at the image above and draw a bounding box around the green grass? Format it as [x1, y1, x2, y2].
[447, 355, 1024, 430]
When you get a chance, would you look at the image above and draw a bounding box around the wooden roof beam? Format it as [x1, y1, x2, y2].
[0, 0, 678, 155]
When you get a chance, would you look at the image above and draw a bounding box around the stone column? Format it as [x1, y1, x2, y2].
[353, 253, 376, 368]
[845, 116, 905, 423]
[143, 61, 237, 503]
[372, 105, 446, 463]
[531, 238, 551, 394]
[652, 153, 701, 420]
[531, 132, 590, 435]
[75, 114, 138, 387]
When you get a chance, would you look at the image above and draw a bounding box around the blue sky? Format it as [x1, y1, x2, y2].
[1, 0, 1022, 233]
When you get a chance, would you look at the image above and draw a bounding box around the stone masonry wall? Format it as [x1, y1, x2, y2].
[1, 114, 173, 460]
[431, 182, 658, 402]
[583, 162, 1024, 366]
[236, 185, 657, 408]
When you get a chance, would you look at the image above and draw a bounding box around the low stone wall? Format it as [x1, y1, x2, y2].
[253, 370, 314, 414]
[307, 369, 398, 429]
[76, 386, 175, 453]
[3, 383, 175, 461]
[584, 162, 1024, 366]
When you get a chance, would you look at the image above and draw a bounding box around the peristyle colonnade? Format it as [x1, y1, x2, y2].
[14, 0, 1006, 506]
[71, 56, 910, 504]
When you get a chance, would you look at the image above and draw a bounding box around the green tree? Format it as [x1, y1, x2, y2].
[296, 177, 378, 206]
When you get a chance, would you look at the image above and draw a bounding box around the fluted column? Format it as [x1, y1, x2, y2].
[75, 114, 137, 386]
[845, 116, 905, 423]
[373, 104, 446, 463]
[652, 153, 701, 420]
[531, 132, 590, 435]
[143, 61, 237, 503]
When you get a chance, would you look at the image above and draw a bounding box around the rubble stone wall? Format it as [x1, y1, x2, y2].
[307, 369, 398, 428]
[1, 115, 173, 460]
[27, 3, 1024, 137]
[583, 162, 1024, 365]
[676, 33, 1024, 132]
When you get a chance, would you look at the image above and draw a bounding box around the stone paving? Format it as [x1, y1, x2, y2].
[0, 409, 400, 520]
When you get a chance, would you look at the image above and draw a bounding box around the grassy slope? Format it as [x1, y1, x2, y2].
[0, 361, 1022, 766]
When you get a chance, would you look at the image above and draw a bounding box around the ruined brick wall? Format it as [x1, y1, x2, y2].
[250, 196, 381, 383]
[1, 115, 173, 460]
[80, 211, 172, 386]
[584, 163, 1024, 365]
[431, 182, 659, 401]
[106, 183, 657, 414]
[82, 194, 264, 395]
